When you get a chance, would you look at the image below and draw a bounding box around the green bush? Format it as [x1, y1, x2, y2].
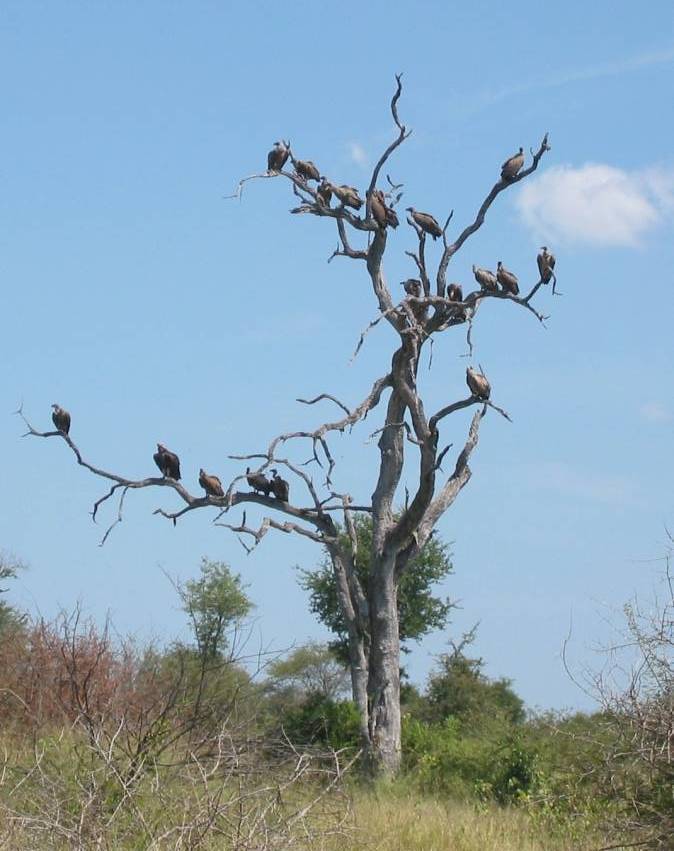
[281, 694, 361, 751]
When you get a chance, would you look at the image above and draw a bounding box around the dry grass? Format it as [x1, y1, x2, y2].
[327, 791, 608, 851]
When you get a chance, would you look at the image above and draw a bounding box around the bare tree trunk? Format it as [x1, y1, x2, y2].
[364, 553, 401, 777]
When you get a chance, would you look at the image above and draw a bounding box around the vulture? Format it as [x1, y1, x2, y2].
[537, 246, 556, 283]
[246, 466, 272, 497]
[466, 367, 491, 400]
[267, 141, 289, 173]
[331, 184, 363, 210]
[446, 283, 463, 302]
[199, 468, 224, 498]
[370, 190, 399, 230]
[316, 177, 332, 207]
[401, 278, 422, 298]
[154, 444, 181, 480]
[496, 261, 519, 296]
[385, 206, 400, 229]
[271, 469, 290, 502]
[51, 403, 71, 435]
[472, 265, 498, 292]
[501, 147, 525, 181]
[294, 159, 320, 182]
[406, 207, 443, 240]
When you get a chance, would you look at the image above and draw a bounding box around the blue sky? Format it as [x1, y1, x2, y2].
[1, 1, 673, 711]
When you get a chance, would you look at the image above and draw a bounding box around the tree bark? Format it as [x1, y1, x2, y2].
[364, 552, 401, 776]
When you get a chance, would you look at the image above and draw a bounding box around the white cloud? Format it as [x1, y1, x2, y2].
[639, 402, 673, 424]
[515, 163, 674, 247]
[347, 141, 368, 168]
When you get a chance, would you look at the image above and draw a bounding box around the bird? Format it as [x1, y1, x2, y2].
[316, 178, 332, 207]
[496, 261, 519, 296]
[294, 159, 320, 182]
[406, 207, 443, 240]
[472, 265, 498, 292]
[246, 467, 272, 497]
[370, 190, 388, 228]
[199, 468, 224, 498]
[51, 404, 71, 435]
[153, 444, 181, 480]
[331, 184, 363, 210]
[270, 469, 290, 502]
[370, 190, 399, 230]
[446, 283, 463, 302]
[501, 147, 525, 181]
[401, 278, 422, 298]
[385, 205, 400, 229]
[267, 141, 289, 173]
[466, 367, 491, 400]
[537, 246, 556, 283]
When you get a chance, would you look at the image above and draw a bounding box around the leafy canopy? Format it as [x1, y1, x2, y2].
[177, 558, 253, 660]
[299, 515, 453, 661]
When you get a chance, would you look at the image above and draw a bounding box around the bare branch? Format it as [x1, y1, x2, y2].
[436, 133, 551, 293]
[365, 73, 412, 210]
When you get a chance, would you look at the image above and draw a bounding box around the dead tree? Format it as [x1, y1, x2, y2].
[19, 76, 554, 777]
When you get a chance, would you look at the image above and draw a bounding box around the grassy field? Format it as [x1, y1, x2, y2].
[332, 790, 607, 851]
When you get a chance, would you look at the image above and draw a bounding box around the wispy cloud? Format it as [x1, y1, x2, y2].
[527, 462, 635, 506]
[347, 141, 368, 169]
[515, 163, 674, 247]
[465, 45, 674, 110]
[640, 402, 673, 424]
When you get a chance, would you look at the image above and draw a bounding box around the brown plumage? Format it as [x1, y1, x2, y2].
[316, 178, 332, 207]
[271, 469, 290, 502]
[401, 278, 422, 298]
[154, 443, 181, 480]
[51, 403, 71, 435]
[501, 147, 525, 181]
[406, 207, 443, 239]
[370, 190, 388, 228]
[370, 190, 399, 229]
[466, 367, 491, 400]
[294, 159, 320, 182]
[246, 467, 272, 497]
[385, 206, 399, 228]
[446, 283, 463, 302]
[331, 184, 363, 210]
[537, 246, 556, 283]
[267, 141, 289, 173]
[496, 261, 519, 296]
[199, 468, 224, 498]
[472, 265, 498, 292]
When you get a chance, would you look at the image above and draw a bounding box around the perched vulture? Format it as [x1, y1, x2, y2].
[199, 468, 224, 498]
[267, 141, 289, 173]
[271, 469, 290, 502]
[446, 283, 463, 302]
[466, 367, 491, 400]
[496, 261, 519, 296]
[51, 403, 71, 435]
[401, 278, 422, 298]
[246, 466, 272, 497]
[294, 159, 320, 182]
[154, 443, 181, 480]
[331, 184, 363, 210]
[316, 177, 332, 207]
[472, 265, 498, 292]
[370, 190, 399, 230]
[406, 207, 443, 240]
[385, 205, 400, 229]
[501, 147, 525, 181]
[537, 246, 556, 283]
